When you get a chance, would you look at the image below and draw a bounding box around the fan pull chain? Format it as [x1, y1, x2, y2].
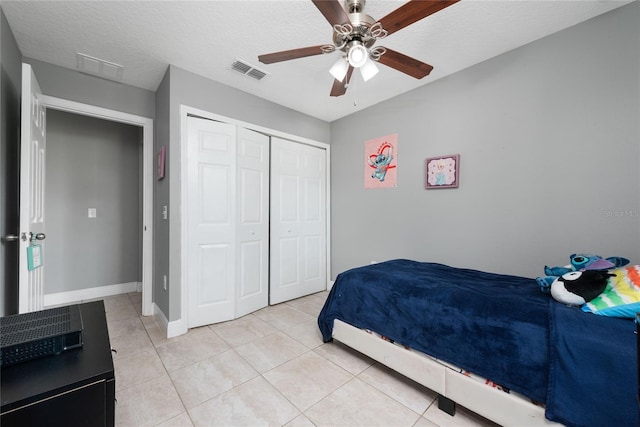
[353, 76, 358, 107]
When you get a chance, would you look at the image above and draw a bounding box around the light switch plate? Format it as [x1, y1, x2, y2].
[88, 208, 97, 218]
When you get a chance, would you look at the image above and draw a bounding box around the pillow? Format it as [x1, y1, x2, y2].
[582, 265, 640, 318]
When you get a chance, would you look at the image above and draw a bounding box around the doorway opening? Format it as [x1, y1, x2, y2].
[41, 95, 153, 316]
[44, 109, 142, 305]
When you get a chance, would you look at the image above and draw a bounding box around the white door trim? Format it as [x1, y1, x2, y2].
[179, 104, 331, 334]
[40, 95, 154, 316]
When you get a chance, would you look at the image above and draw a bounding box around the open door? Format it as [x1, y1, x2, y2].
[18, 63, 46, 313]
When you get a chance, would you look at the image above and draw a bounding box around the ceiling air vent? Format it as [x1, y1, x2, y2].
[246, 68, 268, 80]
[230, 59, 268, 81]
[76, 52, 124, 82]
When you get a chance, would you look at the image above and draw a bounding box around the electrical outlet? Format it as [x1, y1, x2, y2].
[162, 205, 168, 220]
[163, 274, 167, 291]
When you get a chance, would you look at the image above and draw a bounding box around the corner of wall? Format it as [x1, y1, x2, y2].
[152, 66, 172, 321]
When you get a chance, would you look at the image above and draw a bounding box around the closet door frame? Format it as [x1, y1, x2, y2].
[179, 105, 331, 333]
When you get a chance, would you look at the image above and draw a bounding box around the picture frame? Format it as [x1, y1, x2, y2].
[425, 154, 460, 189]
[157, 145, 166, 180]
[364, 133, 398, 189]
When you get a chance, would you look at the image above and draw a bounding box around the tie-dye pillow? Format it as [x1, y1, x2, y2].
[582, 265, 640, 318]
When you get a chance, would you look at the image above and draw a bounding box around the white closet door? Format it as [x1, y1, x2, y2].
[235, 128, 269, 318]
[186, 117, 236, 328]
[270, 137, 327, 304]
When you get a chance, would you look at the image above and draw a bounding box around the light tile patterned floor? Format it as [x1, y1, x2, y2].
[105, 292, 499, 427]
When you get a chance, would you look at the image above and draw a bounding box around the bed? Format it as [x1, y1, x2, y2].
[317, 259, 638, 427]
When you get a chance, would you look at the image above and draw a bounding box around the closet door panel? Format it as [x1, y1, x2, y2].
[270, 137, 326, 304]
[198, 244, 231, 303]
[200, 164, 231, 223]
[304, 177, 321, 221]
[238, 241, 263, 296]
[187, 117, 236, 327]
[236, 128, 269, 317]
[303, 235, 322, 281]
[278, 175, 299, 222]
[278, 237, 299, 286]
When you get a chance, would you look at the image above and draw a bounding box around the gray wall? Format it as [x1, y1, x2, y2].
[1, 8, 22, 316]
[154, 68, 170, 317]
[24, 58, 155, 119]
[45, 109, 142, 294]
[330, 2, 640, 279]
[157, 65, 331, 321]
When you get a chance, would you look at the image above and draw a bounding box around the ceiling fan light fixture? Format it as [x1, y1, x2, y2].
[258, 0, 458, 98]
[329, 57, 349, 81]
[360, 58, 379, 82]
[347, 42, 368, 68]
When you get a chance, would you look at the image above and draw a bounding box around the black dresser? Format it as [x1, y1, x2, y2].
[1, 301, 115, 427]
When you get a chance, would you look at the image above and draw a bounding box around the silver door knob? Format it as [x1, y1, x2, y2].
[30, 232, 46, 241]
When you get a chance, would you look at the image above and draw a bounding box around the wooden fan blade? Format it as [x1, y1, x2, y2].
[376, 48, 434, 79]
[258, 45, 327, 64]
[378, 0, 460, 36]
[312, 0, 351, 26]
[330, 66, 354, 97]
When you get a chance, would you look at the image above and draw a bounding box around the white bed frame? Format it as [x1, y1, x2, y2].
[332, 319, 561, 426]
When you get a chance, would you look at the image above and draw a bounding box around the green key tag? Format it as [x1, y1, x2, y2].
[27, 244, 43, 270]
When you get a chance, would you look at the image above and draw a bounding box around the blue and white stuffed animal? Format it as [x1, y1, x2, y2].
[537, 253, 629, 293]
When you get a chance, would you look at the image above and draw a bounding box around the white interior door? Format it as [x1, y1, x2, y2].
[186, 117, 236, 327]
[236, 128, 269, 317]
[19, 63, 46, 313]
[270, 137, 327, 304]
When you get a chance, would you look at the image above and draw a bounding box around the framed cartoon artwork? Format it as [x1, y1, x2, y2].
[157, 145, 166, 180]
[425, 154, 459, 189]
[364, 133, 398, 189]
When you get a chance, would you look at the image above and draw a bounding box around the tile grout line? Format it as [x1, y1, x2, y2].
[112, 292, 446, 427]
[119, 293, 195, 427]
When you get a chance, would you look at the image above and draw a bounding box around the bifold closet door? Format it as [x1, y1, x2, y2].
[270, 137, 327, 304]
[186, 117, 237, 328]
[186, 117, 269, 328]
[235, 128, 270, 318]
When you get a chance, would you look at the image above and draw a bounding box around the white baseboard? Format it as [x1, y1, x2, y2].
[167, 318, 187, 338]
[152, 303, 187, 339]
[152, 303, 169, 334]
[44, 282, 140, 307]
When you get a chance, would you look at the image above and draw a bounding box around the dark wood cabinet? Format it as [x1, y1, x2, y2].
[1, 301, 115, 427]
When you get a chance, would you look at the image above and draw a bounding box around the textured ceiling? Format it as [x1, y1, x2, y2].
[2, 0, 632, 122]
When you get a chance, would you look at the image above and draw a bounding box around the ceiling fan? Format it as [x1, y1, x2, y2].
[258, 0, 460, 97]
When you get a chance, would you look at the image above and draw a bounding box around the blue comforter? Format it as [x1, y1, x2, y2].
[317, 259, 637, 426]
